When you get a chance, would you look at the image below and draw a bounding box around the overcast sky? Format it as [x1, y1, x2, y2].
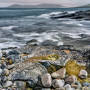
[0, 0, 90, 7]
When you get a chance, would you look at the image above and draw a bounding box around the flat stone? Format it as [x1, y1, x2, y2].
[41, 73, 52, 87]
[65, 75, 77, 84]
[79, 70, 88, 79]
[51, 68, 66, 79]
[52, 79, 64, 88]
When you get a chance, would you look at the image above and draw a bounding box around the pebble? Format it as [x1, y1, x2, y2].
[82, 86, 89, 90]
[52, 79, 64, 88]
[82, 82, 90, 87]
[64, 84, 75, 90]
[65, 75, 77, 84]
[51, 68, 66, 79]
[79, 70, 88, 79]
[71, 82, 81, 89]
[41, 73, 52, 87]
[0, 68, 2, 75]
[4, 69, 9, 76]
[4, 81, 13, 88]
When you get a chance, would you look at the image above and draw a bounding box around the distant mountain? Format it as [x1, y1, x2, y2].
[7, 4, 64, 8]
[78, 4, 90, 8]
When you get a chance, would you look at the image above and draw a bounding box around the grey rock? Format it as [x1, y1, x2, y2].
[52, 79, 64, 88]
[9, 63, 47, 87]
[82, 82, 90, 87]
[14, 81, 26, 89]
[64, 84, 75, 90]
[41, 73, 52, 87]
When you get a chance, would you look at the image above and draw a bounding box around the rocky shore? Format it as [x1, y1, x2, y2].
[0, 42, 90, 90]
[50, 10, 90, 20]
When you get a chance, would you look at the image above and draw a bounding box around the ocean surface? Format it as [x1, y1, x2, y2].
[0, 8, 90, 49]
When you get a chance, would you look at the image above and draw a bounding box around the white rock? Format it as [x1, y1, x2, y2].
[79, 70, 88, 79]
[41, 73, 52, 87]
[52, 79, 64, 88]
[4, 81, 13, 88]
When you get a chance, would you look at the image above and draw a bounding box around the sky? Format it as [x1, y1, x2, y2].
[0, 0, 90, 7]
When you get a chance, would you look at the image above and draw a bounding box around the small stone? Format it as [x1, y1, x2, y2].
[51, 68, 66, 79]
[82, 86, 89, 90]
[0, 68, 2, 75]
[14, 81, 26, 89]
[82, 82, 90, 87]
[64, 84, 74, 90]
[65, 75, 77, 84]
[41, 73, 52, 87]
[4, 81, 13, 88]
[4, 69, 9, 76]
[79, 70, 88, 79]
[71, 82, 81, 89]
[52, 79, 64, 88]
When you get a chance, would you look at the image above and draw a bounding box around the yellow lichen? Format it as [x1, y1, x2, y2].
[30, 54, 60, 61]
[47, 65, 57, 74]
[65, 60, 86, 76]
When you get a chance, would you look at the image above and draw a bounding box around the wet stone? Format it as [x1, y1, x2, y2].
[4, 81, 13, 88]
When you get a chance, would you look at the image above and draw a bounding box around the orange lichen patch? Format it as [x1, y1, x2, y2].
[65, 60, 86, 76]
[63, 50, 71, 54]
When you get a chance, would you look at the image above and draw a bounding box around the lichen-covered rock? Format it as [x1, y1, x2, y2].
[41, 73, 52, 87]
[51, 68, 66, 79]
[65, 60, 86, 76]
[52, 79, 64, 88]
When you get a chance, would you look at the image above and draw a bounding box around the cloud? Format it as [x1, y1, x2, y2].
[0, 0, 90, 7]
